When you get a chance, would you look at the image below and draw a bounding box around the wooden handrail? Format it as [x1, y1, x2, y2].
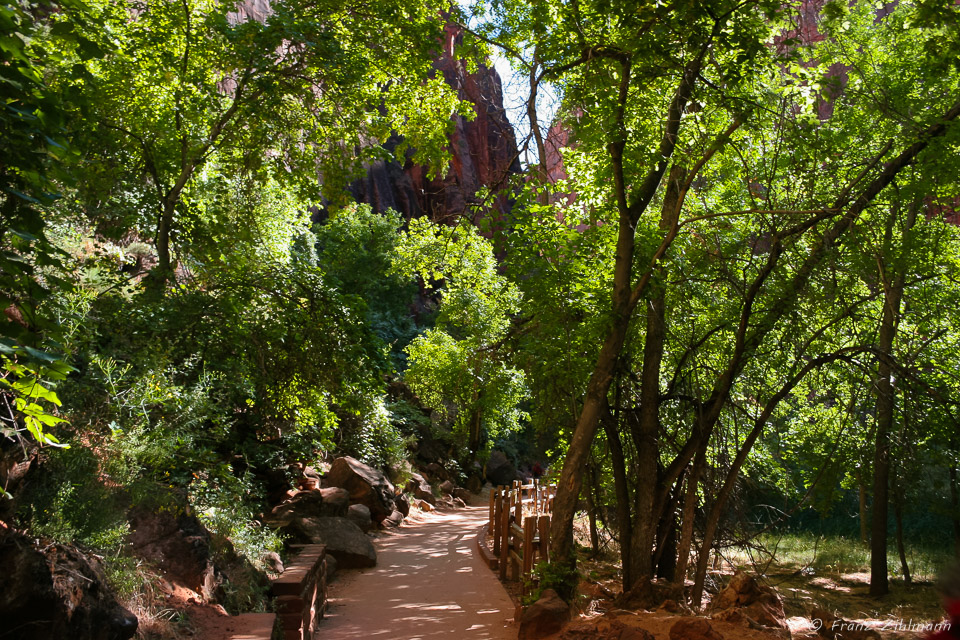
[488, 484, 553, 592]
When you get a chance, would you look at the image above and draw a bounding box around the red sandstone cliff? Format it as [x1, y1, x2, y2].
[348, 25, 521, 224]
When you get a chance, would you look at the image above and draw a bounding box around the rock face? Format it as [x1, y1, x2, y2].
[519, 589, 570, 640]
[347, 25, 520, 225]
[0, 529, 138, 640]
[287, 517, 377, 569]
[327, 456, 396, 524]
[669, 618, 724, 640]
[484, 450, 517, 486]
[708, 572, 787, 630]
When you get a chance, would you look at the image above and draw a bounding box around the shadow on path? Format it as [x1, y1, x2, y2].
[318, 504, 516, 639]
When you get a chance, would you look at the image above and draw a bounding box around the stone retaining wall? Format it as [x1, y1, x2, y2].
[271, 544, 327, 640]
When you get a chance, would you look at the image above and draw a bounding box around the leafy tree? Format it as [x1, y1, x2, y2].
[396, 217, 527, 454]
[46, 0, 467, 288]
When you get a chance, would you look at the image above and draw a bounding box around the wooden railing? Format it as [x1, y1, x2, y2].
[487, 480, 555, 594]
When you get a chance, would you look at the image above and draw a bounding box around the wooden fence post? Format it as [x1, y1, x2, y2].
[493, 488, 502, 556]
[538, 515, 550, 564]
[514, 487, 522, 524]
[499, 492, 510, 580]
[488, 487, 495, 528]
[523, 516, 536, 581]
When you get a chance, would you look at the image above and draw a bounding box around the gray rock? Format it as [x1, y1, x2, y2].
[485, 450, 517, 486]
[327, 457, 396, 523]
[290, 517, 377, 569]
[347, 504, 373, 532]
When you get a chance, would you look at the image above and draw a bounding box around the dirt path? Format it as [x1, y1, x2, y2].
[318, 504, 516, 640]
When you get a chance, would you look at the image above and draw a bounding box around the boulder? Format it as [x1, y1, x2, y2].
[439, 479, 455, 494]
[485, 450, 517, 486]
[0, 530, 138, 640]
[669, 618, 723, 640]
[417, 499, 434, 512]
[453, 487, 472, 503]
[621, 629, 656, 640]
[347, 504, 373, 532]
[262, 551, 284, 575]
[127, 505, 221, 596]
[325, 554, 338, 580]
[268, 487, 349, 524]
[519, 589, 570, 639]
[318, 487, 350, 517]
[709, 572, 786, 629]
[452, 497, 466, 508]
[405, 472, 435, 505]
[394, 493, 410, 517]
[328, 456, 396, 523]
[424, 462, 449, 482]
[287, 517, 377, 569]
[381, 510, 404, 527]
[465, 475, 484, 494]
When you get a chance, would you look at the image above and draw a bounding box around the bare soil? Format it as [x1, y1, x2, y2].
[318, 501, 517, 639]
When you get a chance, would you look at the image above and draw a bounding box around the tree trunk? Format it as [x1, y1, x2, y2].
[870, 200, 915, 597]
[586, 462, 600, 555]
[151, 199, 176, 290]
[548, 56, 704, 575]
[858, 471, 869, 545]
[892, 470, 911, 584]
[674, 439, 708, 586]
[602, 407, 633, 590]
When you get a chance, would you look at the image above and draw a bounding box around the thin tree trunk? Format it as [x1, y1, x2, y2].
[858, 471, 869, 545]
[892, 470, 911, 584]
[602, 406, 633, 591]
[586, 461, 600, 555]
[674, 439, 708, 586]
[870, 200, 915, 597]
[549, 55, 701, 576]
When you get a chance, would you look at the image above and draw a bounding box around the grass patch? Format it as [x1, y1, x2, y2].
[726, 532, 952, 582]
